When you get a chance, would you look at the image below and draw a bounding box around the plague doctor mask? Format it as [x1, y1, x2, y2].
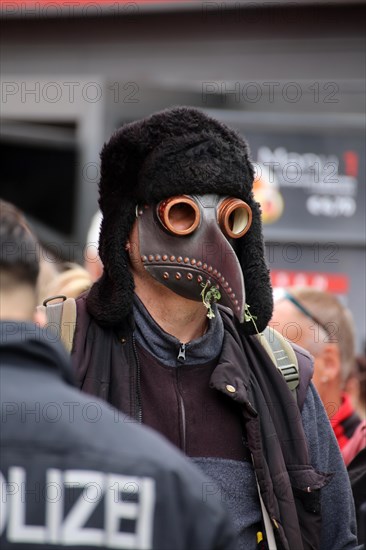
[137, 194, 252, 322]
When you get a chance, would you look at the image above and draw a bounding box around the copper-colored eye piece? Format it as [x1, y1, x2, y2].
[157, 195, 200, 236]
[218, 198, 252, 239]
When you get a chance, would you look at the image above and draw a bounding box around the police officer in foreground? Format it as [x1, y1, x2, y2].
[0, 199, 237, 550]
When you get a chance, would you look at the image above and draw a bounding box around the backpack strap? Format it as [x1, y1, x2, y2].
[37, 295, 77, 353]
[255, 326, 300, 402]
[290, 342, 314, 411]
[254, 327, 299, 549]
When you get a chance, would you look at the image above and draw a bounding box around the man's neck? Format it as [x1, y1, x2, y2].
[134, 279, 208, 344]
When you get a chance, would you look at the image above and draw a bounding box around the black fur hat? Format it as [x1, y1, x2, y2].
[87, 106, 273, 334]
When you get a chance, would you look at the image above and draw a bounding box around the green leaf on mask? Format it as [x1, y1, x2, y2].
[201, 281, 221, 319]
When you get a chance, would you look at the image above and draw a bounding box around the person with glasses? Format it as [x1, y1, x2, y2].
[271, 287, 361, 450]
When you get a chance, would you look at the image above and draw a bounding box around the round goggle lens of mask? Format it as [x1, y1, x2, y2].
[218, 198, 252, 239]
[157, 196, 200, 236]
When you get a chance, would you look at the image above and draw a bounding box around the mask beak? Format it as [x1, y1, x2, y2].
[197, 232, 246, 323]
[137, 195, 247, 322]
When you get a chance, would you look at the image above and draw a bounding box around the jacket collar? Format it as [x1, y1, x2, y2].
[133, 294, 224, 367]
[0, 320, 75, 386]
[209, 309, 252, 405]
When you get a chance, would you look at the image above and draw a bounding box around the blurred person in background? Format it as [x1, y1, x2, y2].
[345, 354, 366, 420]
[342, 394, 366, 465]
[36, 245, 59, 302]
[38, 261, 92, 303]
[271, 287, 362, 451]
[346, 444, 366, 546]
[84, 209, 103, 281]
[0, 197, 238, 550]
[67, 108, 360, 550]
[343, 355, 366, 546]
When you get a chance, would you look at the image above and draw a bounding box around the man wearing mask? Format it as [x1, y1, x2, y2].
[70, 107, 359, 550]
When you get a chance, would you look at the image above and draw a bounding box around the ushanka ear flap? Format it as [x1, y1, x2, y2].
[86, 129, 143, 328]
[235, 198, 274, 335]
[86, 198, 137, 327]
[85, 117, 166, 328]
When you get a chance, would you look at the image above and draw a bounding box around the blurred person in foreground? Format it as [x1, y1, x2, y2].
[271, 287, 362, 451]
[0, 198, 237, 550]
[69, 108, 360, 549]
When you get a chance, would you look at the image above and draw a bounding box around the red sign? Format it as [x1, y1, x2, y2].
[271, 270, 349, 294]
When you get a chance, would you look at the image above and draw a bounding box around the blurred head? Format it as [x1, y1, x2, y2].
[84, 210, 103, 282]
[0, 199, 42, 321]
[270, 287, 356, 404]
[40, 262, 92, 303]
[36, 245, 60, 305]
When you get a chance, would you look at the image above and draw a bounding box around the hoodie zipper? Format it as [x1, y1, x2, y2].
[177, 343, 187, 453]
[177, 343, 186, 362]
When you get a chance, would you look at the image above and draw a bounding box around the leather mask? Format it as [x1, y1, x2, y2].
[137, 194, 252, 323]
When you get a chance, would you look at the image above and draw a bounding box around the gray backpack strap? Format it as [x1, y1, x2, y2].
[37, 295, 77, 353]
[290, 343, 314, 411]
[256, 326, 300, 402]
